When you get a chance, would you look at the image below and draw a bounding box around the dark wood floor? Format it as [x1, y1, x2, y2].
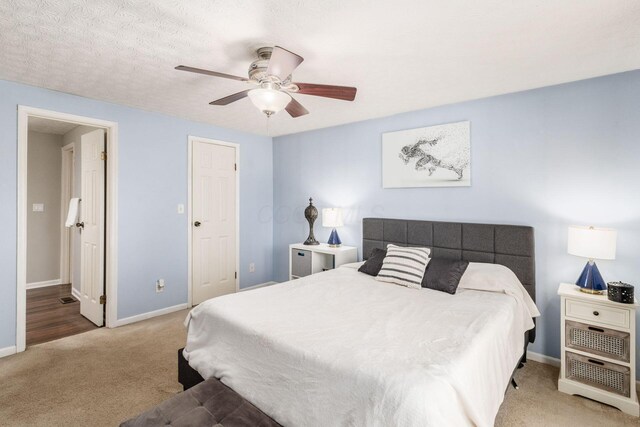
[26, 283, 98, 346]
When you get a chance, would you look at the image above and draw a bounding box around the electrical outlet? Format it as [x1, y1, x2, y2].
[177, 204, 184, 214]
[249, 263, 255, 273]
[156, 279, 165, 293]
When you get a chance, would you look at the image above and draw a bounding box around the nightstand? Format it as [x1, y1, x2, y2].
[289, 243, 357, 280]
[558, 283, 639, 416]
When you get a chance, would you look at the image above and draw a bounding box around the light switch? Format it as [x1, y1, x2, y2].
[177, 204, 185, 214]
[32, 203, 44, 212]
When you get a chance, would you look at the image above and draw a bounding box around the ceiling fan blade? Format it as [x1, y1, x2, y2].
[285, 97, 309, 118]
[209, 90, 251, 105]
[266, 46, 304, 81]
[176, 65, 248, 82]
[295, 83, 357, 101]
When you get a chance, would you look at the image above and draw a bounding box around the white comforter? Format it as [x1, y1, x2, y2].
[184, 263, 539, 427]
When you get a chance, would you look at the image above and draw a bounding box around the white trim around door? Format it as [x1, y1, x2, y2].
[16, 106, 119, 353]
[60, 142, 74, 285]
[187, 136, 240, 307]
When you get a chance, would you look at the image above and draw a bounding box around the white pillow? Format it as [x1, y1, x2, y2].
[458, 262, 540, 321]
[375, 244, 431, 289]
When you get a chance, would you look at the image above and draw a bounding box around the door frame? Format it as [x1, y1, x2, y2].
[60, 142, 75, 285]
[187, 135, 240, 307]
[17, 106, 119, 352]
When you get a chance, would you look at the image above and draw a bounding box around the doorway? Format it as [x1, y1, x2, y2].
[188, 136, 239, 306]
[17, 107, 119, 352]
[24, 120, 102, 345]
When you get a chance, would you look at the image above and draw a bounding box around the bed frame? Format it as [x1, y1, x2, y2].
[179, 217, 536, 390]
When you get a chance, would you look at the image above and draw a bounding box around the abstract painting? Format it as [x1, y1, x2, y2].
[382, 121, 470, 188]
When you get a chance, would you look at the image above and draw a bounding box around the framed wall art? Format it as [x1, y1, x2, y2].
[382, 121, 470, 188]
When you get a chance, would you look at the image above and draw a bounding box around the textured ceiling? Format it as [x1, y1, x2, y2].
[1, 1, 639, 137]
[29, 117, 79, 135]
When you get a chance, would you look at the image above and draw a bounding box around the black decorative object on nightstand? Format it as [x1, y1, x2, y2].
[303, 197, 319, 245]
[607, 281, 634, 304]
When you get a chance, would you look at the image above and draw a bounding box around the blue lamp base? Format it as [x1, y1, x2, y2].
[327, 228, 342, 247]
[576, 260, 607, 294]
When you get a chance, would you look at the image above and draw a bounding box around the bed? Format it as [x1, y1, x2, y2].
[182, 218, 539, 427]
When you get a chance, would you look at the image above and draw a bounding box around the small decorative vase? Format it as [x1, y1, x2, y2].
[303, 198, 319, 245]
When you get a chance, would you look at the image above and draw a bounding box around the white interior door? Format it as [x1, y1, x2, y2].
[80, 129, 105, 326]
[192, 140, 237, 305]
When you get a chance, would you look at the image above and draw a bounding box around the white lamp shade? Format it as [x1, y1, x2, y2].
[567, 225, 616, 260]
[248, 89, 291, 115]
[322, 208, 344, 228]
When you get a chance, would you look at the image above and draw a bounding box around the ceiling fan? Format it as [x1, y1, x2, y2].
[176, 46, 357, 118]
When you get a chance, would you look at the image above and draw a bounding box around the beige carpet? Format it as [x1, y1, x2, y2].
[1, 309, 638, 426]
[0, 310, 187, 426]
[497, 359, 639, 427]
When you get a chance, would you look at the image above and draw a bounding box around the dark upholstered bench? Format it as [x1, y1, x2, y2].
[121, 353, 281, 427]
[121, 377, 280, 427]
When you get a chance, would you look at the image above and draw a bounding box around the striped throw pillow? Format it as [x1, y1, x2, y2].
[375, 244, 431, 289]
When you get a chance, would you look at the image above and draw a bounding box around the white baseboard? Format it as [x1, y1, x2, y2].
[112, 303, 189, 328]
[71, 287, 81, 301]
[0, 345, 17, 358]
[527, 350, 560, 367]
[26, 279, 62, 289]
[240, 281, 278, 292]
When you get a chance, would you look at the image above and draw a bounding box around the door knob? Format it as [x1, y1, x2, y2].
[76, 222, 84, 229]
[194, 221, 201, 227]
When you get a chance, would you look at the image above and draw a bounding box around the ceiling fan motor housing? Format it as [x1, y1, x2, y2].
[248, 47, 292, 86]
[248, 47, 272, 82]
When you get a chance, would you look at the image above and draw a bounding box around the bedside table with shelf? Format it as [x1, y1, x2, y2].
[558, 282, 639, 416]
[289, 243, 357, 280]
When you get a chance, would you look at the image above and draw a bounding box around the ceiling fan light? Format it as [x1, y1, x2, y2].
[248, 88, 291, 116]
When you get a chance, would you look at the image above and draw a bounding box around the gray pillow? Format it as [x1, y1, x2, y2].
[358, 248, 387, 276]
[421, 258, 469, 294]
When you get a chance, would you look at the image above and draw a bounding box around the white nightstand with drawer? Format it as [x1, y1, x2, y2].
[289, 243, 357, 280]
[558, 282, 639, 416]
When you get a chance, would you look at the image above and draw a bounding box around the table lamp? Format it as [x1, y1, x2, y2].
[322, 208, 344, 247]
[567, 225, 617, 294]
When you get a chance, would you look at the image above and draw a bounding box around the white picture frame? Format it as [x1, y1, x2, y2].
[382, 121, 471, 188]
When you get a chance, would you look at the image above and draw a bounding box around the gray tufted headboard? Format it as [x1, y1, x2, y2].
[363, 218, 536, 342]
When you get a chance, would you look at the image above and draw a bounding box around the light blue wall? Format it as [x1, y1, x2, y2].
[273, 70, 640, 375]
[0, 79, 273, 349]
[3, 71, 639, 375]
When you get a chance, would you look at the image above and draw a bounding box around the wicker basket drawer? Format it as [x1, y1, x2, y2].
[565, 320, 630, 362]
[565, 351, 630, 397]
